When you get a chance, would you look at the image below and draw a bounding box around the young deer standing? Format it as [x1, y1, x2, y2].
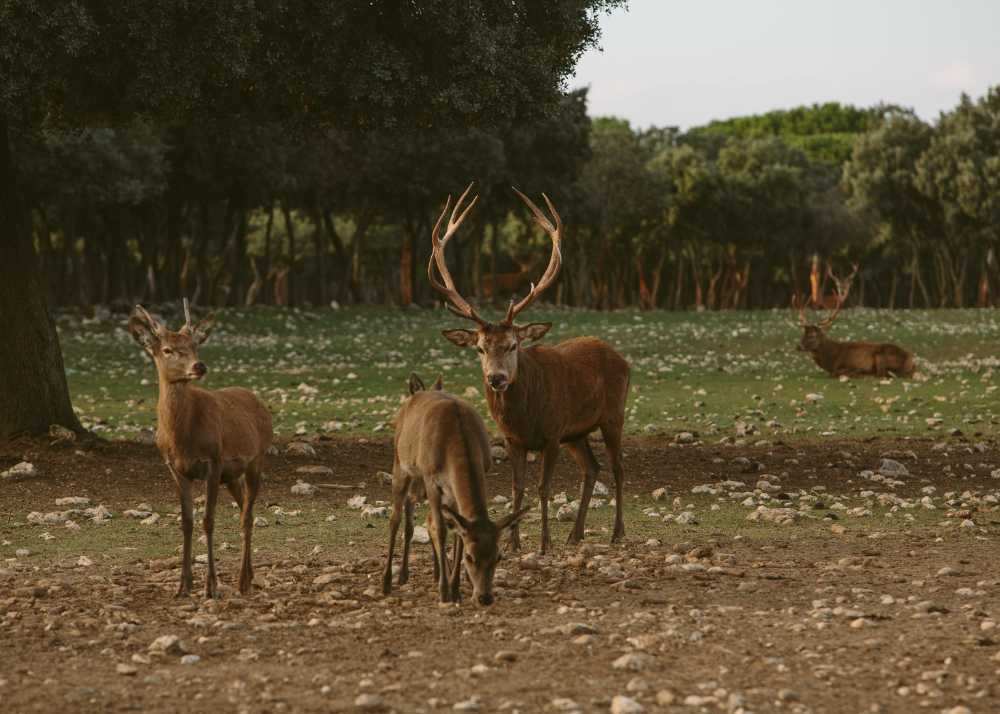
[383, 373, 527, 605]
[129, 300, 273, 598]
[794, 265, 915, 378]
[429, 185, 631, 554]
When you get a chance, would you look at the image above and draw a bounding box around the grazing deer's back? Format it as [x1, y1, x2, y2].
[395, 391, 490, 477]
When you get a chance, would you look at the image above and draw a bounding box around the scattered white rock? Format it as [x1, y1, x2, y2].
[149, 635, 187, 656]
[651, 487, 667, 501]
[285, 442, 317, 457]
[412, 526, 430, 544]
[609, 695, 644, 713]
[2, 461, 37, 479]
[877, 458, 909, 477]
[612, 652, 656, 672]
[347, 495, 368, 510]
[556, 503, 579, 522]
[354, 693, 385, 710]
[747, 506, 800, 525]
[180, 654, 201, 665]
[54, 496, 90, 507]
[291, 480, 318, 496]
[297, 465, 333, 476]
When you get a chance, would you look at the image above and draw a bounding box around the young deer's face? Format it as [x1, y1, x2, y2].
[445, 506, 527, 606]
[442, 322, 551, 392]
[129, 308, 217, 384]
[798, 325, 825, 352]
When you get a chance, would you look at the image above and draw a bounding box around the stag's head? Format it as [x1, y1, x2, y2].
[431, 184, 562, 393]
[129, 299, 217, 383]
[793, 264, 858, 352]
[441, 504, 528, 606]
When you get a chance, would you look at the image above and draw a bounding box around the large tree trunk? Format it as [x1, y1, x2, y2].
[0, 116, 82, 439]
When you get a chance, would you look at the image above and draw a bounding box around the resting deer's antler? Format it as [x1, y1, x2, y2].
[818, 263, 859, 329]
[791, 294, 808, 327]
[504, 188, 563, 325]
[427, 183, 486, 326]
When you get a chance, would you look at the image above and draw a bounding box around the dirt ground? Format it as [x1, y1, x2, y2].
[2, 434, 1000, 713]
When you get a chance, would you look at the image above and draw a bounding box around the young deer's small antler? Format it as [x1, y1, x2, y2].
[504, 188, 563, 325]
[427, 183, 486, 326]
[182, 298, 193, 333]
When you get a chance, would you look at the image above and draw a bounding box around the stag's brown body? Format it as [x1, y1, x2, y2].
[384, 376, 524, 604]
[130, 302, 272, 598]
[427, 184, 631, 554]
[799, 329, 915, 378]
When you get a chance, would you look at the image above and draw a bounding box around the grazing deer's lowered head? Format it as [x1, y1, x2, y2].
[430, 184, 561, 393]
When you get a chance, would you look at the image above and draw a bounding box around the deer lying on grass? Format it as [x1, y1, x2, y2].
[129, 300, 273, 598]
[383, 373, 527, 605]
[429, 184, 631, 554]
[794, 265, 915, 378]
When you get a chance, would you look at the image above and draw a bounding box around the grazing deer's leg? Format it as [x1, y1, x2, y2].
[601, 424, 626, 543]
[237, 461, 262, 595]
[565, 438, 600, 545]
[430, 521, 440, 582]
[449, 537, 464, 602]
[174, 473, 195, 597]
[538, 442, 559, 555]
[383, 469, 409, 595]
[507, 442, 528, 552]
[426, 493, 451, 603]
[399, 496, 415, 586]
[203, 462, 221, 599]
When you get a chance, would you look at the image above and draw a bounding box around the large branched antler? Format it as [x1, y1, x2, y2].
[817, 263, 859, 329]
[790, 294, 808, 327]
[427, 183, 485, 326]
[504, 188, 563, 325]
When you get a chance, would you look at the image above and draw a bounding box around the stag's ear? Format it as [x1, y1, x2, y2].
[515, 322, 551, 343]
[442, 329, 478, 348]
[408, 373, 426, 394]
[497, 506, 531, 531]
[191, 314, 217, 345]
[128, 310, 160, 356]
[441, 502, 471, 535]
[432, 374, 444, 391]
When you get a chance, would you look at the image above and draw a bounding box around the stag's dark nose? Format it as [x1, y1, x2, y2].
[192, 362, 207, 377]
[487, 374, 508, 391]
[478, 593, 495, 606]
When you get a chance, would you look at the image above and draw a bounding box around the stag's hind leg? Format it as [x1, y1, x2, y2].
[235, 460, 262, 596]
[203, 462, 222, 599]
[601, 423, 626, 543]
[565, 438, 600, 545]
[537, 442, 560, 555]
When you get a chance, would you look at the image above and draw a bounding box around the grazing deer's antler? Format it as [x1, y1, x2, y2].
[427, 183, 485, 326]
[818, 263, 859, 329]
[504, 188, 563, 325]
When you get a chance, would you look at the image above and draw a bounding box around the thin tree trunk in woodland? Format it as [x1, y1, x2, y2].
[282, 202, 298, 307]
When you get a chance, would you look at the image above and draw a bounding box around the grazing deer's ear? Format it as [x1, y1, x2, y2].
[515, 322, 551, 343]
[128, 310, 160, 356]
[408, 373, 426, 394]
[191, 314, 217, 345]
[497, 506, 531, 531]
[432, 374, 444, 391]
[441, 329, 478, 348]
[441, 502, 471, 534]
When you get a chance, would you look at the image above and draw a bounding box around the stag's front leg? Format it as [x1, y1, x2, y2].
[203, 462, 221, 599]
[507, 441, 528, 552]
[601, 424, 627, 543]
[538, 442, 560, 555]
[173, 470, 195, 597]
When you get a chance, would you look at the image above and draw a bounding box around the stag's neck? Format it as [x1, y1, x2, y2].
[156, 375, 198, 445]
[485, 348, 544, 439]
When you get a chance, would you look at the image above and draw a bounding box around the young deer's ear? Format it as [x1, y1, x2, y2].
[191, 314, 217, 345]
[408, 373, 426, 395]
[441, 502, 471, 534]
[432, 374, 444, 391]
[128, 308, 161, 356]
[515, 322, 551, 343]
[441, 329, 478, 348]
[497, 506, 532, 532]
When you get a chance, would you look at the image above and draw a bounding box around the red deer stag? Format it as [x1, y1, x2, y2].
[794, 265, 915, 378]
[384, 373, 527, 604]
[129, 300, 273, 598]
[429, 184, 631, 554]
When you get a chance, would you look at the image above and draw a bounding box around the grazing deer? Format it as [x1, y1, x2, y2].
[429, 184, 631, 554]
[794, 265, 915, 378]
[384, 373, 527, 605]
[129, 300, 273, 598]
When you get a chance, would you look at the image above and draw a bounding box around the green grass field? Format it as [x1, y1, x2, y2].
[59, 305, 999, 442]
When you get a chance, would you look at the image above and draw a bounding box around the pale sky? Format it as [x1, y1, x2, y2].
[571, 0, 1000, 129]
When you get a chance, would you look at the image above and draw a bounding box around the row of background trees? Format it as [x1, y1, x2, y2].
[17, 91, 1000, 312]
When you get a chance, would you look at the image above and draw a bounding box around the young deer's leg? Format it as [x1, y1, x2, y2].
[224, 475, 246, 591]
[565, 438, 600, 545]
[383, 468, 409, 595]
[538, 442, 560, 555]
[449, 537, 464, 602]
[429, 518, 440, 582]
[236, 460, 262, 595]
[426, 491, 451, 603]
[601, 423, 626, 543]
[399, 496, 415, 586]
[203, 462, 222, 599]
[173, 471, 195, 597]
[507, 442, 528, 552]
